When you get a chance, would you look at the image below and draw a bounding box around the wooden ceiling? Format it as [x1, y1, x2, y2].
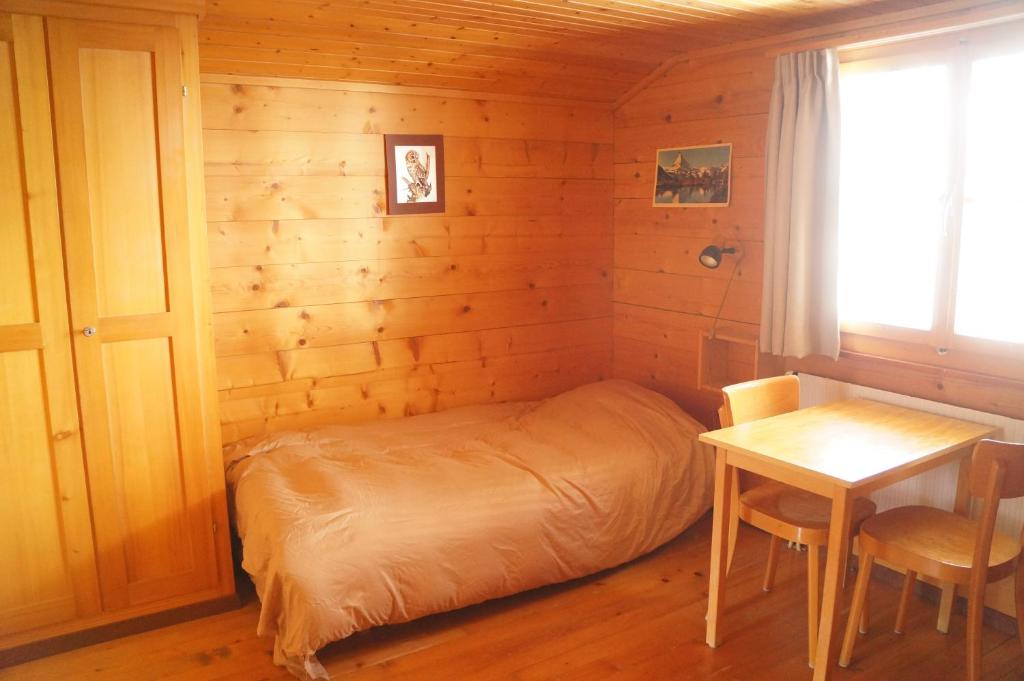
[199, 0, 948, 102]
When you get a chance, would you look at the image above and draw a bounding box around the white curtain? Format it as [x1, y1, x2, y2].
[760, 48, 842, 360]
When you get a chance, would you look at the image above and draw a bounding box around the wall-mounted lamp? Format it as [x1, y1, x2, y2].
[698, 243, 741, 339]
[698, 245, 737, 270]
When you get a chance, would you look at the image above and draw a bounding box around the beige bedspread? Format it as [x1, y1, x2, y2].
[226, 380, 714, 678]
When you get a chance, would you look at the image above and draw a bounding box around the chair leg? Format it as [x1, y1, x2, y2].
[894, 570, 917, 634]
[966, 577, 986, 681]
[806, 544, 820, 668]
[762, 535, 780, 592]
[858, 551, 870, 635]
[843, 535, 856, 592]
[1017, 559, 1024, 652]
[726, 477, 740, 576]
[840, 552, 873, 668]
[938, 583, 956, 634]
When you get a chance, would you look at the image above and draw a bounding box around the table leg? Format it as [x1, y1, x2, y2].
[706, 448, 734, 648]
[811, 486, 853, 681]
[938, 453, 973, 633]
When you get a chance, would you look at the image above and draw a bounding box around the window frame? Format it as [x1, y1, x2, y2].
[837, 22, 1024, 381]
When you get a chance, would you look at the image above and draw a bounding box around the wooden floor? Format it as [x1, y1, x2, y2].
[3, 516, 1022, 681]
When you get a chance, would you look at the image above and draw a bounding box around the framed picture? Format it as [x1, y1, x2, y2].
[652, 143, 732, 207]
[384, 134, 446, 215]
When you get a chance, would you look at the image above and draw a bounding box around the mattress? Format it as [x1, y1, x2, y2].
[225, 379, 715, 678]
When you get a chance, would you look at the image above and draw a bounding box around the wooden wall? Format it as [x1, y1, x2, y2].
[611, 54, 774, 426]
[202, 77, 614, 443]
[611, 36, 1024, 426]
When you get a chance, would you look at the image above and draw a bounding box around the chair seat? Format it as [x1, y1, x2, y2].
[739, 481, 877, 545]
[859, 505, 1023, 585]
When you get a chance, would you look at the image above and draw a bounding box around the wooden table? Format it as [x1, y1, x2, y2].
[698, 398, 996, 681]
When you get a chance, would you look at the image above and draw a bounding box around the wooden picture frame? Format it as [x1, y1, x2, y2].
[384, 134, 446, 215]
[652, 143, 732, 207]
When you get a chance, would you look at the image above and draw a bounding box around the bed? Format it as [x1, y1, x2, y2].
[225, 379, 715, 679]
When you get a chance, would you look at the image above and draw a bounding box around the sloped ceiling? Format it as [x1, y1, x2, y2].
[199, 0, 949, 102]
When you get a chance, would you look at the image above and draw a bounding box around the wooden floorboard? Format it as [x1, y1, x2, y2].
[2, 515, 1021, 680]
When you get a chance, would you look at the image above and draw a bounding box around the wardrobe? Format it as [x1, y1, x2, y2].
[0, 0, 233, 657]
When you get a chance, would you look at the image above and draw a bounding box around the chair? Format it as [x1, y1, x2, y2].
[840, 439, 1024, 680]
[720, 375, 877, 667]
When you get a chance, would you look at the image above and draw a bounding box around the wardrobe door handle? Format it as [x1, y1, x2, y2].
[82, 326, 97, 337]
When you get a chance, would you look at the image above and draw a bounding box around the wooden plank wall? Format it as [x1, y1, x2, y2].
[202, 78, 614, 443]
[612, 36, 1024, 426]
[611, 54, 774, 426]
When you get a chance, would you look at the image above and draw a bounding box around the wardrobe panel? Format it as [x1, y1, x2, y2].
[100, 338, 194, 584]
[0, 351, 77, 635]
[0, 39, 34, 326]
[79, 47, 168, 317]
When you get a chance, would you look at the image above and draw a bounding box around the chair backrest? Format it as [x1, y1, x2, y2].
[970, 439, 1024, 500]
[719, 375, 801, 493]
[967, 439, 1024, 574]
[720, 375, 800, 427]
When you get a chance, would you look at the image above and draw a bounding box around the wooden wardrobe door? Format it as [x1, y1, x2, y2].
[47, 17, 219, 610]
[0, 14, 101, 636]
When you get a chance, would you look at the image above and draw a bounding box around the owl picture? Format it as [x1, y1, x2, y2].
[402, 149, 433, 202]
[395, 145, 437, 204]
[385, 134, 445, 215]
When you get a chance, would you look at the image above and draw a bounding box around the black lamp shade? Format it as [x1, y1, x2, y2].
[698, 245, 736, 269]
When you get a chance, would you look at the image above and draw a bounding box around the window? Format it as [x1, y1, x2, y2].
[955, 49, 1024, 345]
[837, 25, 1024, 375]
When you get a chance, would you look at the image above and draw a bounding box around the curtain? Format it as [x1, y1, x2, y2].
[760, 48, 842, 360]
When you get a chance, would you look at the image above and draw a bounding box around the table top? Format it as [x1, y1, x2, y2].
[698, 398, 997, 489]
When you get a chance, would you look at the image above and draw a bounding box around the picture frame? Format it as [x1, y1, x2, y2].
[384, 134, 446, 215]
[652, 143, 732, 207]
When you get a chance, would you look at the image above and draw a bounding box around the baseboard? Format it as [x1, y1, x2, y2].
[0, 592, 241, 669]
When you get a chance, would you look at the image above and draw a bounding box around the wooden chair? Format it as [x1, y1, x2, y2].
[720, 375, 877, 667]
[840, 439, 1024, 680]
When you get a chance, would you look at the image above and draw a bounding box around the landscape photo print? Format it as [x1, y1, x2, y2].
[653, 143, 732, 207]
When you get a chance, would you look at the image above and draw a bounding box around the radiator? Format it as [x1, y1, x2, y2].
[798, 373, 1023, 617]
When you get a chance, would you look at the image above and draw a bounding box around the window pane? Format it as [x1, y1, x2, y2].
[954, 51, 1024, 344]
[838, 64, 951, 330]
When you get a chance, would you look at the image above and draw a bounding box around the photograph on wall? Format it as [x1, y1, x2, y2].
[385, 134, 446, 215]
[652, 143, 732, 207]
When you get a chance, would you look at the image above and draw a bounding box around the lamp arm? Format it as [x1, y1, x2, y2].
[708, 246, 744, 339]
